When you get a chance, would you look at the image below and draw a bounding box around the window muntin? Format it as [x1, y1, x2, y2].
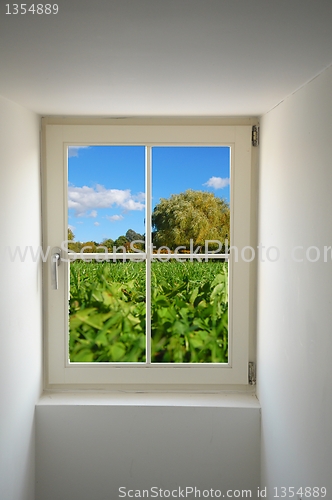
[43, 123, 252, 387]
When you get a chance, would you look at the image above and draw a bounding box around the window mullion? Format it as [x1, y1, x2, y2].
[145, 146, 152, 364]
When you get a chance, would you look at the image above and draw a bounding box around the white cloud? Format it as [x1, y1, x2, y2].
[68, 146, 91, 158]
[203, 177, 230, 189]
[107, 215, 124, 222]
[76, 209, 98, 218]
[68, 184, 145, 217]
[133, 192, 146, 202]
[94, 222, 100, 226]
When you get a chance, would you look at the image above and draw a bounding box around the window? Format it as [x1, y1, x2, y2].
[43, 121, 254, 388]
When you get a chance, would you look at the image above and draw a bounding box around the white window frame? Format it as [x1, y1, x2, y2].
[42, 121, 254, 389]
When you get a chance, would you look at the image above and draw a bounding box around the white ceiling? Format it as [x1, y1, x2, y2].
[1, 0, 332, 117]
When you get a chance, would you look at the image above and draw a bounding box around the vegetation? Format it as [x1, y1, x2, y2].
[152, 190, 230, 250]
[69, 261, 146, 362]
[69, 260, 228, 363]
[68, 189, 229, 363]
[150, 260, 228, 363]
[67, 228, 144, 253]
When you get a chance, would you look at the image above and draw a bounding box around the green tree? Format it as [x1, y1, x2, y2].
[68, 228, 75, 241]
[68, 241, 83, 252]
[125, 229, 144, 251]
[152, 190, 230, 250]
[80, 241, 97, 253]
[114, 235, 129, 251]
[101, 238, 115, 251]
[67, 228, 83, 252]
[125, 229, 144, 243]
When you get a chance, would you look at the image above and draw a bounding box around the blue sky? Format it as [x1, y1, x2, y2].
[68, 145, 230, 243]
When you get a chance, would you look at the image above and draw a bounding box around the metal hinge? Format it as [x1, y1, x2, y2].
[252, 125, 259, 147]
[248, 362, 256, 385]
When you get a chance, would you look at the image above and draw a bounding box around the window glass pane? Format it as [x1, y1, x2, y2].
[151, 260, 228, 363]
[67, 146, 146, 362]
[152, 147, 230, 252]
[68, 146, 145, 247]
[69, 260, 146, 362]
[151, 146, 230, 363]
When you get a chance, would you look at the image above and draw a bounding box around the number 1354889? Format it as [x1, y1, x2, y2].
[273, 487, 326, 498]
[6, 4, 58, 14]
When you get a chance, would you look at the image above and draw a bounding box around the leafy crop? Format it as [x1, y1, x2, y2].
[69, 261, 146, 362]
[69, 260, 228, 363]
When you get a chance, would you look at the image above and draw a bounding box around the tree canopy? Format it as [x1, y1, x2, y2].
[66, 229, 145, 253]
[101, 238, 115, 250]
[152, 190, 230, 250]
[125, 229, 144, 242]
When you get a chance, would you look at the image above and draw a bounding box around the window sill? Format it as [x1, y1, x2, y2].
[37, 391, 260, 408]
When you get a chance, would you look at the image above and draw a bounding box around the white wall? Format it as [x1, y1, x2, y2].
[257, 65, 332, 496]
[0, 96, 42, 500]
[36, 396, 260, 500]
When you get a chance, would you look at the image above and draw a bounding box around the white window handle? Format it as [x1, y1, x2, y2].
[51, 247, 61, 290]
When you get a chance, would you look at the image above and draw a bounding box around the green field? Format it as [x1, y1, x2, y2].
[69, 260, 228, 363]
